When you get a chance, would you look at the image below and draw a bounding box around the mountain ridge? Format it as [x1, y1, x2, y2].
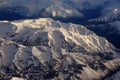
[0, 0, 120, 80]
[0, 18, 120, 80]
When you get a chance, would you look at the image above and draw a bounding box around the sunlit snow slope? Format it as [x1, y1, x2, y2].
[0, 0, 120, 80]
[0, 0, 120, 49]
[0, 18, 120, 80]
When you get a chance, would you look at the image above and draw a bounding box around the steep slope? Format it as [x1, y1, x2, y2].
[105, 71, 120, 80]
[87, 21, 120, 49]
[0, 0, 120, 22]
[0, 0, 120, 80]
[0, 18, 120, 80]
[0, 0, 120, 50]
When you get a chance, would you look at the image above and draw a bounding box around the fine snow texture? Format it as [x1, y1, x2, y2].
[0, 18, 120, 80]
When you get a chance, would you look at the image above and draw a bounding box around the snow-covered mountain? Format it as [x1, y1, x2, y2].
[0, 18, 120, 80]
[0, 0, 120, 22]
[0, 0, 120, 80]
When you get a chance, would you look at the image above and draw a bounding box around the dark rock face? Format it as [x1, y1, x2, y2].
[87, 23, 120, 49]
[0, 3, 120, 49]
[0, 6, 28, 21]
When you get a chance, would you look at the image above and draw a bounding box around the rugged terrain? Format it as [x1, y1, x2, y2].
[0, 18, 119, 80]
[0, 0, 120, 80]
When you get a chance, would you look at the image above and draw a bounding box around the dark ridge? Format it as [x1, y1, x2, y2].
[0, 6, 102, 23]
[86, 23, 120, 49]
[0, 6, 120, 49]
[0, 6, 29, 21]
[101, 67, 120, 80]
[49, 6, 102, 24]
[0, 12, 27, 21]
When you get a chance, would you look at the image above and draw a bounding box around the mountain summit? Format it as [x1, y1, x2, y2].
[0, 0, 120, 80]
[0, 18, 120, 80]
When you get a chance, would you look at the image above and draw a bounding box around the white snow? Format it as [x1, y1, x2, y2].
[0, 18, 120, 80]
[11, 77, 26, 80]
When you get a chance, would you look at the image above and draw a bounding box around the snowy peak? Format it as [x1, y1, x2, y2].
[0, 1, 120, 79]
[8, 18, 116, 52]
[0, 18, 120, 80]
[0, 0, 120, 23]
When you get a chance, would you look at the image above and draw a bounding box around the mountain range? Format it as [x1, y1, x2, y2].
[0, 0, 120, 80]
